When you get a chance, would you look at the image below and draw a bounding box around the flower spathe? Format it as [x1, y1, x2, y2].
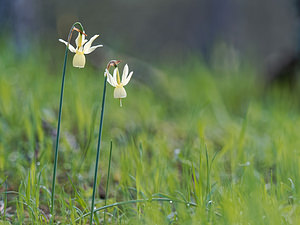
[59, 32, 103, 68]
[105, 64, 133, 106]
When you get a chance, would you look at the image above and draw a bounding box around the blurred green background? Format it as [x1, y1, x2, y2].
[1, 0, 300, 224]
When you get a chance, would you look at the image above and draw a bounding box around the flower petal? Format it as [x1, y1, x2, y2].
[83, 35, 100, 54]
[59, 39, 76, 53]
[84, 45, 103, 54]
[107, 71, 117, 87]
[104, 69, 108, 77]
[75, 32, 85, 48]
[75, 33, 80, 47]
[113, 68, 118, 84]
[121, 64, 129, 84]
[81, 33, 86, 46]
[122, 71, 133, 86]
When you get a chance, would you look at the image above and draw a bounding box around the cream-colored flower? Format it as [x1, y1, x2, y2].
[105, 64, 133, 106]
[59, 32, 103, 68]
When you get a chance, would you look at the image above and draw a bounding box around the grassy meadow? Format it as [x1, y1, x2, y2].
[0, 42, 300, 224]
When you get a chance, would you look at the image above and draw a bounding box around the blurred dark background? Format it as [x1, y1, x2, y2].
[0, 0, 299, 78]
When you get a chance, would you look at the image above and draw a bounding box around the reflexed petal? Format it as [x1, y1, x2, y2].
[113, 68, 118, 84]
[59, 39, 76, 53]
[121, 64, 129, 84]
[84, 45, 103, 54]
[122, 71, 133, 86]
[114, 86, 127, 98]
[73, 53, 86, 68]
[81, 33, 85, 46]
[78, 46, 84, 52]
[107, 72, 117, 87]
[75, 32, 85, 48]
[83, 35, 100, 54]
[75, 33, 81, 47]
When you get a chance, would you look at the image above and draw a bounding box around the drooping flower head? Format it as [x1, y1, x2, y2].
[105, 63, 133, 107]
[59, 31, 103, 68]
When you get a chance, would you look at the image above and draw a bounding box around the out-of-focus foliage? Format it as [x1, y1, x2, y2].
[0, 40, 300, 223]
[0, 0, 298, 64]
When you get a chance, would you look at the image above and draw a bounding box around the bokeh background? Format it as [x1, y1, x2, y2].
[1, 0, 300, 223]
[1, 0, 299, 74]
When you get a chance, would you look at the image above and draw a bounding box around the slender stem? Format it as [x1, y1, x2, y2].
[90, 76, 108, 224]
[77, 198, 197, 222]
[104, 140, 113, 224]
[50, 42, 68, 222]
[50, 22, 84, 223]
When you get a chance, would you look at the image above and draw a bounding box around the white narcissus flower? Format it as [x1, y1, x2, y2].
[59, 32, 103, 68]
[105, 64, 133, 106]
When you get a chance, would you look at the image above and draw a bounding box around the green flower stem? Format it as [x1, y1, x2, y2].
[104, 140, 113, 224]
[90, 76, 108, 224]
[77, 198, 197, 222]
[50, 22, 84, 223]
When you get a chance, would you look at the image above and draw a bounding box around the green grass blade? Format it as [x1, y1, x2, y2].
[104, 140, 113, 224]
